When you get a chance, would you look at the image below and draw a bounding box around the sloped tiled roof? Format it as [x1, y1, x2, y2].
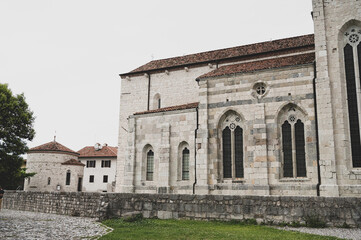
[197, 53, 315, 80]
[134, 102, 199, 116]
[121, 34, 314, 76]
[61, 159, 85, 166]
[78, 145, 118, 158]
[28, 141, 79, 156]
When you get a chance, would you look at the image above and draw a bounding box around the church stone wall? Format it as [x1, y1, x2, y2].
[116, 65, 211, 192]
[124, 108, 197, 194]
[312, 0, 361, 196]
[198, 64, 318, 196]
[24, 152, 83, 192]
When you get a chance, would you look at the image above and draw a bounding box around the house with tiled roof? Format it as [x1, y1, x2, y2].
[78, 143, 117, 192]
[24, 141, 84, 192]
[116, 0, 361, 197]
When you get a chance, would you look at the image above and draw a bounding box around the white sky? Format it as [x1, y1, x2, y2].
[0, 0, 314, 152]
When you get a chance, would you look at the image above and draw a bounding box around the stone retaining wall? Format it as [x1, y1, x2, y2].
[3, 191, 361, 227]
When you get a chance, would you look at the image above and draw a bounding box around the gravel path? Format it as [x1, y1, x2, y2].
[276, 226, 361, 240]
[0, 209, 110, 240]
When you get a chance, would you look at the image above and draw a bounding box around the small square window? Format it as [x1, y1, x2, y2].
[103, 175, 108, 183]
[101, 160, 111, 168]
[89, 175, 94, 183]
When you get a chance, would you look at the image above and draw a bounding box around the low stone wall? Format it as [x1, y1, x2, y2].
[3, 191, 361, 227]
[3, 191, 107, 218]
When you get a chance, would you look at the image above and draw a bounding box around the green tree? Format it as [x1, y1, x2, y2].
[0, 83, 35, 189]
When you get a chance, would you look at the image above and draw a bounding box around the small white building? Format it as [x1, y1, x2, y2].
[78, 144, 117, 192]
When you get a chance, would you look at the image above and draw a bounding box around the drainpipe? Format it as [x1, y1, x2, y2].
[147, 73, 151, 110]
[193, 106, 199, 194]
[313, 61, 321, 196]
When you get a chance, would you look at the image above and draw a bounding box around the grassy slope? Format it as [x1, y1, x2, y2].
[99, 219, 342, 240]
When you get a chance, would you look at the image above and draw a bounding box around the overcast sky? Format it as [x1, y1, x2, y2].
[0, 0, 314, 152]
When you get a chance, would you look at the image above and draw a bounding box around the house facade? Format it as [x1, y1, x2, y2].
[78, 144, 117, 192]
[115, 0, 361, 197]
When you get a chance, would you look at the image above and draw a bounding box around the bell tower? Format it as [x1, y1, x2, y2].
[312, 0, 361, 196]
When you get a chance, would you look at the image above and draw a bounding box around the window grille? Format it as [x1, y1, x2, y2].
[182, 148, 190, 180]
[146, 150, 154, 181]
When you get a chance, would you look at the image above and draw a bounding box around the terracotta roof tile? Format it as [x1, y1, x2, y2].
[122, 34, 314, 76]
[29, 141, 79, 156]
[197, 53, 315, 80]
[78, 145, 118, 158]
[134, 102, 199, 115]
[61, 159, 85, 166]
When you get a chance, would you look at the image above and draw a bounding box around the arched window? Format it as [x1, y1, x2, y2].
[220, 111, 244, 179]
[146, 150, 154, 181]
[343, 26, 361, 167]
[153, 94, 161, 109]
[66, 170, 71, 185]
[279, 105, 306, 178]
[47, 177, 51, 185]
[182, 147, 190, 180]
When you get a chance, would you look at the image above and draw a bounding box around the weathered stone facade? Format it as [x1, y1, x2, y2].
[24, 141, 84, 192]
[3, 191, 361, 227]
[115, 0, 361, 197]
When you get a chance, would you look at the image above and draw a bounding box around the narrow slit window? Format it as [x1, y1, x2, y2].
[66, 170, 71, 185]
[295, 120, 306, 177]
[222, 127, 232, 178]
[344, 43, 361, 167]
[146, 150, 154, 181]
[282, 121, 293, 177]
[182, 148, 190, 180]
[234, 126, 244, 178]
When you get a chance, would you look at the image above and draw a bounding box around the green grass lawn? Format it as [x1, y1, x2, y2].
[99, 218, 342, 240]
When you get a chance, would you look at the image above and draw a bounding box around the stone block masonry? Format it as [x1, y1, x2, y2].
[3, 191, 361, 227]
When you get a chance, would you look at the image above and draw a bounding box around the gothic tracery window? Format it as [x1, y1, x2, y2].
[220, 112, 244, 179]
[343, 26, 361, 167]
[279, 106, 306, 178]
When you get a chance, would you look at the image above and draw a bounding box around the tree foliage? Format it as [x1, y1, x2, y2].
[0, 83, 35, 189]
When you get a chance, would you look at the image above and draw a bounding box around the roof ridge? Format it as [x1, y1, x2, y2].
[29, 141, 78, 155]
[134, 102, 199, 116]
[197, 52, 315, 80]
[122, 34, 314, 76]
[148, 34, 314, 63]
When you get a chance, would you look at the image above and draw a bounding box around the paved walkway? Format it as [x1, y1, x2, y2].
[0, 209, 109, 240]
[276, 226, 361, 240]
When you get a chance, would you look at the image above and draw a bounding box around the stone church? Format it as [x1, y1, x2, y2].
[115, 0, 361, 197]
